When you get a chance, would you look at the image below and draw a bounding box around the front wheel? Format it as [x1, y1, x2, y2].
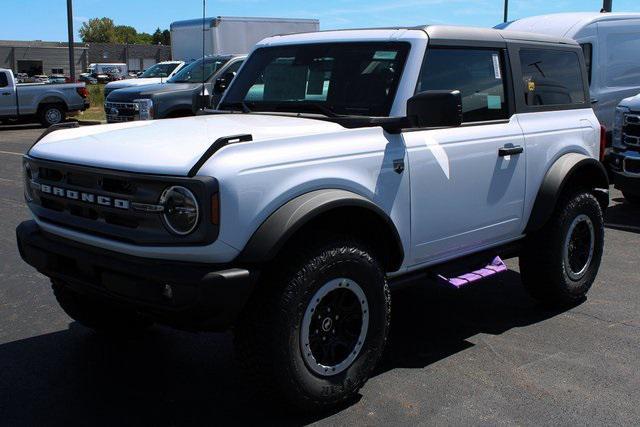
[520, 190, 604, 306]
[234, 238, 390, 411]
[39, 104, 65, 127]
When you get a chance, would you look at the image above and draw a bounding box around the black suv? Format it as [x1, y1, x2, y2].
[104, 55, 245, 123]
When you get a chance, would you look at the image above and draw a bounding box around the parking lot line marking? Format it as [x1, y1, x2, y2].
[0, 150, 23, 156]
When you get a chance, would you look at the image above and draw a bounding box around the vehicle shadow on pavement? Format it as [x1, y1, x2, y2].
[0, 124, 44, 132]
[376, 270, 567, 376]
[605, 198, 640, 234]
[0, 271, 570, 426]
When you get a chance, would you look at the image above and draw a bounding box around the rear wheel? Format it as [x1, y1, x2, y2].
[234, 237, 390, 411]
[622, 191, 640, 205]
[52, 279, 153, 336]
[519, 190, 604, 306]
[39, 104, 65, 127]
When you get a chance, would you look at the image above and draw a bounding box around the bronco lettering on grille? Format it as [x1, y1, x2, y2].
[35, 182, 130, 210]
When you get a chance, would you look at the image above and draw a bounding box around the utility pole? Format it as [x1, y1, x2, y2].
[602, 0, 613, 12]
[503, 0, 509, 23]
[66, 0, 76, 81]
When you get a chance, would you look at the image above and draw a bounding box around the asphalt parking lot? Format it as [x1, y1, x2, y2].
[0, 124, 638, 426]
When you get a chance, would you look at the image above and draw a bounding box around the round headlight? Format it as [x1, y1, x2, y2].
[160, 186, 199, 235]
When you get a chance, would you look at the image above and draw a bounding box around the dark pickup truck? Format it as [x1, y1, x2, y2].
[104, 55, 244, 123]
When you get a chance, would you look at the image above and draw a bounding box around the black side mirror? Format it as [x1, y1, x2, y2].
[214, 72, 236, 94]
[406, 90, 463, 128]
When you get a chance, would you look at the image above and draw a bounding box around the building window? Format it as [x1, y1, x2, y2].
[51, 68, 64, 75]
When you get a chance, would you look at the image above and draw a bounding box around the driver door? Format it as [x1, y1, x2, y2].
[405, 47, 526, 266]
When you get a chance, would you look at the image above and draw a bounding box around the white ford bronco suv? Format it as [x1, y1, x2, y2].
[17, 26, 609, 410]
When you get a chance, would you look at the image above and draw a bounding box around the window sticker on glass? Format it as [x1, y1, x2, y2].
[373, 51, 398, 60]
[487, 95, 502, 110]
[492, 54, 502, 80]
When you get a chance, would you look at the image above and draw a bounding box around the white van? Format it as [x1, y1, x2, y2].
[497, 12, 640, 136]
[87, 63, 129, 78]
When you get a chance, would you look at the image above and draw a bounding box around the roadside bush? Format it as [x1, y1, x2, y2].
[89, 84, 105, 108]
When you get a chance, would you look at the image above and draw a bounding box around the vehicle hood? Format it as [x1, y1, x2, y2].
[619, 93, 640, 109]
[106, 82, 200, 101]
[105, 78, 169, 91]
[29, 114, 345, 176]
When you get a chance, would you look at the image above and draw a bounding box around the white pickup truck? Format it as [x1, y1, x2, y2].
[17, 26, 609, 410]
[103, 61, 186, 98]
[0, 69, 89, 127]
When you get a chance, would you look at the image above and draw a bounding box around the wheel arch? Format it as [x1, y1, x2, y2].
[525, 153, 609, 233]
[38, 97, 67, 110]
[239, 189, 405, 272]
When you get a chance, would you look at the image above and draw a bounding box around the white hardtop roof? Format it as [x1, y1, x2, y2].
[501, 12, 640, 38]
[258, 25, 576, 47]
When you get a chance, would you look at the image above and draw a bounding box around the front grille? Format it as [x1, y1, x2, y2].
[24, 157, 218, 245]
[622, 113, 640, 147]
[105, 101, 139, 123]
[624, 157, 640, 175]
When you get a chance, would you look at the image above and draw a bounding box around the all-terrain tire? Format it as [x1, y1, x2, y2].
[622, 191, 640, 205]
[519, 190, 604, 306]
[234, 237, 390, 411]
[39, 104, 65, 127]
[52, 279, 153, 336]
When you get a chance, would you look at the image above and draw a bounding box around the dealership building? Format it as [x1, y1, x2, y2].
[0, 40, 89, 76]
[0, 40, 171, 76]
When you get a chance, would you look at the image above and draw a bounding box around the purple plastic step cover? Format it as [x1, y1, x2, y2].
[437, 256, 507, 288]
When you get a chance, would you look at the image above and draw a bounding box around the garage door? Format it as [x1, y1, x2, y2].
[142, 58, 157, 71]
[128, 58, 142, 72]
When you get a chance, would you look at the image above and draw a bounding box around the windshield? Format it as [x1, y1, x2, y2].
[168, 57, 231, 83]
[140, 63, 180, 78]
[220, 42, 410, 117]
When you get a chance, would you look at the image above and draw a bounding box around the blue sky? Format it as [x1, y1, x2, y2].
[2, 0, 640, 42]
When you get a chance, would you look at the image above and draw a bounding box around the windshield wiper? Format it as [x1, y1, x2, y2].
[263, 103, 342, 118]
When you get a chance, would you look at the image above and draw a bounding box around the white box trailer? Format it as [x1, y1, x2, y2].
[170, 16, 320, 62]
[497, 12, 640, 133]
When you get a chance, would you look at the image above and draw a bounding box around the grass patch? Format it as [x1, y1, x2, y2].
[76, 84, 106, 122]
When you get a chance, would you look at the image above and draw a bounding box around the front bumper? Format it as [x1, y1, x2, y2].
[609, 151, 640, 196]
[16, 220, 258, 331]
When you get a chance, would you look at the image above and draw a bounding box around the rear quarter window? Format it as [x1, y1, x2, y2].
[0, 72, 8, 88]
[519, 49, 586, 106]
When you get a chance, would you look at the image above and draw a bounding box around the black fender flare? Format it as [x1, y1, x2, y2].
[239, 189, 404, 269]
[525, 153, 609, 233]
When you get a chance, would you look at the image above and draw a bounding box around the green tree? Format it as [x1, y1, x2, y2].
[162, 29, 171, 45]
[114, 25, 138, 44]
[79, 17, 117, 43]
[152, 28, 163, 45]
[136, 32, 153, 44]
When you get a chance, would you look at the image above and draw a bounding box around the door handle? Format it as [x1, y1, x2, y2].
[1, 92, 11, 96]
[498, 146, 524, 157]
[590, 97, 599, 104]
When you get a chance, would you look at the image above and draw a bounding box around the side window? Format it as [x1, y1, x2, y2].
[224, 60, 243, 76]
[416, 48, 508, 122]
[519, 49, 586, 106]
[580, 43, 593, 85]
[0, 72, 7, 88]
